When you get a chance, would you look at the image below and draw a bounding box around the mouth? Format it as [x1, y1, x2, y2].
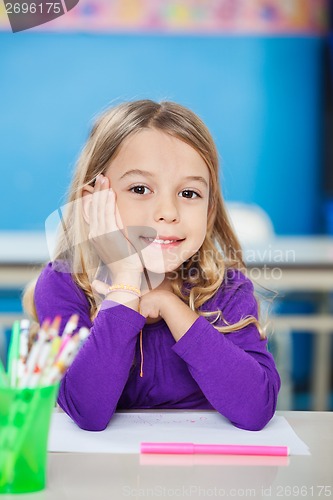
[140, 236, 185, 248]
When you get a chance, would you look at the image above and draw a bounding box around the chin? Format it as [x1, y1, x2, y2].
[144, 261, 180, 276]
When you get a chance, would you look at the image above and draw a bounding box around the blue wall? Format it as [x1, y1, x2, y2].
[0, 33, 324, 234]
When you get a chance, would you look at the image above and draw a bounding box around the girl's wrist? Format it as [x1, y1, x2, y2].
[107, 283, 141, 298]
[111, 272, 142, 289]
[104, 282, 141, 310]
[104, 291, 140, 312]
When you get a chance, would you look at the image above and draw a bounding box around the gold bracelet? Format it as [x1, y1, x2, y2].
[107, 283, 141, 297]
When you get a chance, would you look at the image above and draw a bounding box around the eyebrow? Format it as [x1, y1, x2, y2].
[119, 169, 209, 188]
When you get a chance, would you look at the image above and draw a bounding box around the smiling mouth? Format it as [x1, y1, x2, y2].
[140, 237, 185, 246]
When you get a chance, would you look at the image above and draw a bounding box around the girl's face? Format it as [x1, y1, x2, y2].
[105, 129, 210, 275]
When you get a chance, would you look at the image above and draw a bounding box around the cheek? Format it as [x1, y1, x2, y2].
[192, 219, 208, 255]
[192, 209, 208, 239]
[115, 195, 150, 234]
[183, 214, 207, 257]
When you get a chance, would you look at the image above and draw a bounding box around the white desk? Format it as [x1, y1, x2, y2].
[0, 233, 332, 409]
[1, 411, 332, 500]
[244, 237, 333, 294]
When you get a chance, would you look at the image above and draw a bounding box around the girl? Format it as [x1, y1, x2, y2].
[24, 100, 280, 432]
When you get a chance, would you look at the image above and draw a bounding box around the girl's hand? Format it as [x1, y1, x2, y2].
[139, 289, 174, 320]
[86, 174, 144, 281]
[140, 289, 199, 341]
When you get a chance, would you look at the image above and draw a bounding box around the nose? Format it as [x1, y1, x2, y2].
[153, 193, 180, 223]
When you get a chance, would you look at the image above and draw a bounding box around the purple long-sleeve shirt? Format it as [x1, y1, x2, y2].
[34, 263, 280, 431]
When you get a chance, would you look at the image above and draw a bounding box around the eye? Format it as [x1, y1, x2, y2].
[179, 189, 200, 199]
[129, 185, 151, 195]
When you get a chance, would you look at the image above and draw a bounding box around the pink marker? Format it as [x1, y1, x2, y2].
[140, 442, 289, 456]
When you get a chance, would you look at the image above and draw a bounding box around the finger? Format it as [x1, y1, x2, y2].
[92, 175, 109, 236]
[139, 304, 149, 318]
[102, 177, 125, 242]
[96, 175, 110, 235]
[104, 187, 119, 233]
[89, 174, 101, 235]
[107, 190, 135, 259]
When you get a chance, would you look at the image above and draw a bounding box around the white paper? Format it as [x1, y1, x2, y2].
[48, 411, 310, 456]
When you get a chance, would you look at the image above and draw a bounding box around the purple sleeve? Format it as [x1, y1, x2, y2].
[172, 273, 280, 431]
[34, 264, 146, 431]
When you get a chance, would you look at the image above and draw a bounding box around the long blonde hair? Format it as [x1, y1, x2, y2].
[23, 100, 264, 337]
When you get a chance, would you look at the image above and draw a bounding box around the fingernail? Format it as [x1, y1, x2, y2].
[98, 174, 106, 185]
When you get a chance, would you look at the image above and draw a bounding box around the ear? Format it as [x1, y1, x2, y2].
[82, 185, 94, 225]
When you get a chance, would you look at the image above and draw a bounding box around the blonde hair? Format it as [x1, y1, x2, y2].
[23, 99, 264, 338]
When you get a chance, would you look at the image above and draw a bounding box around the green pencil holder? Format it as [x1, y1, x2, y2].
[0, 383, 59, 494]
